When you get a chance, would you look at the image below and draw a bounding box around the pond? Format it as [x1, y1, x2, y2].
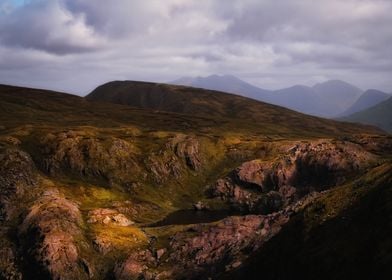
[148, 209, 243, 227]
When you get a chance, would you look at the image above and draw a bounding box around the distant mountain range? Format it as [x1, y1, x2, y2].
[339, 89, 391, 117]
[171, 75, 390, 118]
[342, 96, 392, 133]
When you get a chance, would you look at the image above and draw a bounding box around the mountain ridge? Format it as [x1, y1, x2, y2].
[342, 96, 392, 133]
[339, 89, 391, 117]
[172, 75, 370, 117]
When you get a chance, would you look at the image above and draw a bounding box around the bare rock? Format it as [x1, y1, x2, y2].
[147, 152, 182, 183]
[193, 201, 209, 211]
[209, 139, 374, 213]
[171, 136, 202, 170]
[40, 131, 139, 186]
[114, 250, 156, 280]
[156, 248, 166, 260]
[87, 208, 134, 226]
[19, 189, 93, 280]
[0, 148, 37, 221]
[166, 214, 289, 278]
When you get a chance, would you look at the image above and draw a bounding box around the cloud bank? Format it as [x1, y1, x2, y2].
[0, 0, 391, 94]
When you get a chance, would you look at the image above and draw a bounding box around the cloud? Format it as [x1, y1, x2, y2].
[0, 0, 105, 54]
[0, 0, 391, 94]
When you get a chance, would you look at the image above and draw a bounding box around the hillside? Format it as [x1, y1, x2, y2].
[171, 75, 364, 117]
[86, 80, 378, 136]
[172, 74, 271, 100]
[227, 162, 392, 280]
[340, 89, 390, 117]
[0, 83, 391, 280]
[342, 96, 392, 133]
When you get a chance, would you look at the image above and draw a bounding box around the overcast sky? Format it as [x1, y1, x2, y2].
[0, 0, 391, 95]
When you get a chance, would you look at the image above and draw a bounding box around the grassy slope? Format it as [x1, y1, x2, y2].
[85, 81, 382, 137]
[342, 96, 392, 133]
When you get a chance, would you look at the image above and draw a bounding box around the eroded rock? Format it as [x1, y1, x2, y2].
[146, 135, 202, 183]
[19, 189, 93, 280]
[114, 250, 156, 280]
[40, 131, 139, 186]
[168, 135, 202, 170]
[87, 208, 134, 226]
[209, 140, 374, 213]
[0, 148, 37, 221]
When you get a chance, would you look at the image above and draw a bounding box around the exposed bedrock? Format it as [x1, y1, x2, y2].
[146, 134, 202, 183]
[39, 131, 140, 186]
[209, 140, 375, 213]
[114, 213, 290, 280]
[19, 189, 93, 280]
[0, 148, 37, 221]
[114, 192, 320, 280]
[39, 131, 203, 187]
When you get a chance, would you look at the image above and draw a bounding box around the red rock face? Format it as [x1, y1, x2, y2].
[19, 189, 93, 280]
[114, 250, 156, 280]
[114, 212, 295, 279]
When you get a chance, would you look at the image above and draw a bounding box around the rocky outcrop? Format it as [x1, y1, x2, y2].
[39, 131, 204, 187]
[167, 214, 289, 279]
[147, 135, 202, 183]
[87, 208, 134, 226]
[114, 250, 156, 280]
[0, 148, 37, 221]
[193, 201, 209, 210]
[40, 131, 139, 186]
[209, 140, 374, 213]
[115, 213, 290, 279]
[168, 135, 201, 170]
[147, 152, 182, 183]
[19, 189, 93, 280]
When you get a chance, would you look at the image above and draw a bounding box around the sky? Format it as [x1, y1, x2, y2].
[0, 0, 391, 95]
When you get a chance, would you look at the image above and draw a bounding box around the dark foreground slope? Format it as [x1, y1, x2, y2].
[227, 162, 392, 280]
[0, 83, 391, 280]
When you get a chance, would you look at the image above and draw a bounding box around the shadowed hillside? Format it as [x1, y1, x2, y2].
[340, 89, 390, 117]
[85, 81, 380, 136]
[341, 96, 392, 133]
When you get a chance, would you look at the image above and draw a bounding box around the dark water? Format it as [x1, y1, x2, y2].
[148, 209, 242, 227]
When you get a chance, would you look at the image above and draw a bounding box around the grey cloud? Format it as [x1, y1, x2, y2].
[223, 0, 392, 67]
[0, 0, 391, 93]
[0, 0, 104, 54]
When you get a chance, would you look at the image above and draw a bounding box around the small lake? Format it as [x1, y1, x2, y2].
[148, 209, 243, 227]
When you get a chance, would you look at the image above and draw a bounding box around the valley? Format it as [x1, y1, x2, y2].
[0, 83, 391, 279]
